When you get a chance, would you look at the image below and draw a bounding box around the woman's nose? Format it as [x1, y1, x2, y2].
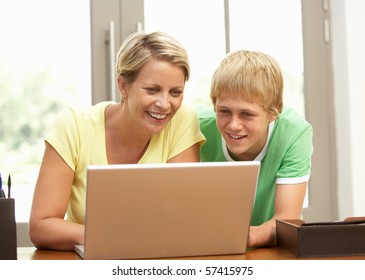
[155, 93, 170, 109]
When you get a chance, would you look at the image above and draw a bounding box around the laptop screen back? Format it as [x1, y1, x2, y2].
[81, 161, 260, 260]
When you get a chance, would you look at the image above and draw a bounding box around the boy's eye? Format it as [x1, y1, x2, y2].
[218, 109, 230, 114]
[240, 112, 255, 119]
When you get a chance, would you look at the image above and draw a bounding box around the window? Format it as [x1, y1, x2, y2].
[229, 0, 305, 116]
[144, 0, 226, 109]
[0, 0, 91, 222]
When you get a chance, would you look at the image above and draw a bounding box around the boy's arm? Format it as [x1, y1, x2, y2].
[247, 182, 307, 248]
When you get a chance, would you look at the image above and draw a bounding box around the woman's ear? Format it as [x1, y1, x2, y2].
[118, 76, 128, 100]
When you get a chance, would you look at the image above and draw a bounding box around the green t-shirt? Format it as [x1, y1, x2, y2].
[198, 106, 313, 225]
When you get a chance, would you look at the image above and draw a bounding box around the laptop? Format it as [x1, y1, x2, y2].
[75, 161, 260, 260]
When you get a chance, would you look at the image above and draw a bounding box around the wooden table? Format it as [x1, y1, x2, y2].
[17, 246, 365, 260]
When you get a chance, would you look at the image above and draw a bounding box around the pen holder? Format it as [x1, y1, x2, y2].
[0, 198, 17, 260]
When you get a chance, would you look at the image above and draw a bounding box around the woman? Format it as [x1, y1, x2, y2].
[29, 31, 205, 250]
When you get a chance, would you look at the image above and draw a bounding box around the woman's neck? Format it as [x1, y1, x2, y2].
[104, 103, 151, 164]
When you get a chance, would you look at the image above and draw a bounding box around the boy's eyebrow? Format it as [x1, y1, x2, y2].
[217, 105, 261, 115]
[216, 105, 231, 110]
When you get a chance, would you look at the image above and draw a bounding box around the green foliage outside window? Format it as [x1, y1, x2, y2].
[0, 61, 75, 184]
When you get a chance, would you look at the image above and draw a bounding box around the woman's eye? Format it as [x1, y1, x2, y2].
[241, 112, 254, 118]
[170, 90, 183, 97]
[145, 88, 158, 94]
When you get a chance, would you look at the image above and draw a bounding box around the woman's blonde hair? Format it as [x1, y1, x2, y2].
[116, 31, 190, 83]
[210, 50, 283, 116]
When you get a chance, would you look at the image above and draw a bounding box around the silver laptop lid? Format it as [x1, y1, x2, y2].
[82, 161, 260, 260]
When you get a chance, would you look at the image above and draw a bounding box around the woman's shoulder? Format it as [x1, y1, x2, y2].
[170, 104, 199, 123]
[58, 101, 113, 123]
[71, 101, 113, 116]
[51, 101, 114, 132]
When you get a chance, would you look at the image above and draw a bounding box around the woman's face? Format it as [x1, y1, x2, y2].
[119, 59, 185, 135]
[215, 95, 276, 161]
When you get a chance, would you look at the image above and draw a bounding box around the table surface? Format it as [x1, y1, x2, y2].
[17, 246, 365, 260]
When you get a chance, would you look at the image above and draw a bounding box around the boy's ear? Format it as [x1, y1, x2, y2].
[269, 105, 281, 121]
[269, 112, 279, 122]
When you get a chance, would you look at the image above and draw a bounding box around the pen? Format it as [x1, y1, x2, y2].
[0, 172, 5, 198]
[8, 174, 11, 199]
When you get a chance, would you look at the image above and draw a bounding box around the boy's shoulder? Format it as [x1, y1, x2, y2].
[279, 107, 311, 126]
[275, 107, 312, 136]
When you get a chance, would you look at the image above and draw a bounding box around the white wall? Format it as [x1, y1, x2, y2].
[332, 0, 365, 219]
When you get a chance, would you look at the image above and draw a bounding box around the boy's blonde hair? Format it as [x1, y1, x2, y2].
[210, 50, 283, 116]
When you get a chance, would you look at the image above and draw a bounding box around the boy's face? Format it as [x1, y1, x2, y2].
[215, 95, 277, 161]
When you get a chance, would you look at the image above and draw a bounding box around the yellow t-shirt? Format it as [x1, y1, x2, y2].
[46, 101, 205, 224]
